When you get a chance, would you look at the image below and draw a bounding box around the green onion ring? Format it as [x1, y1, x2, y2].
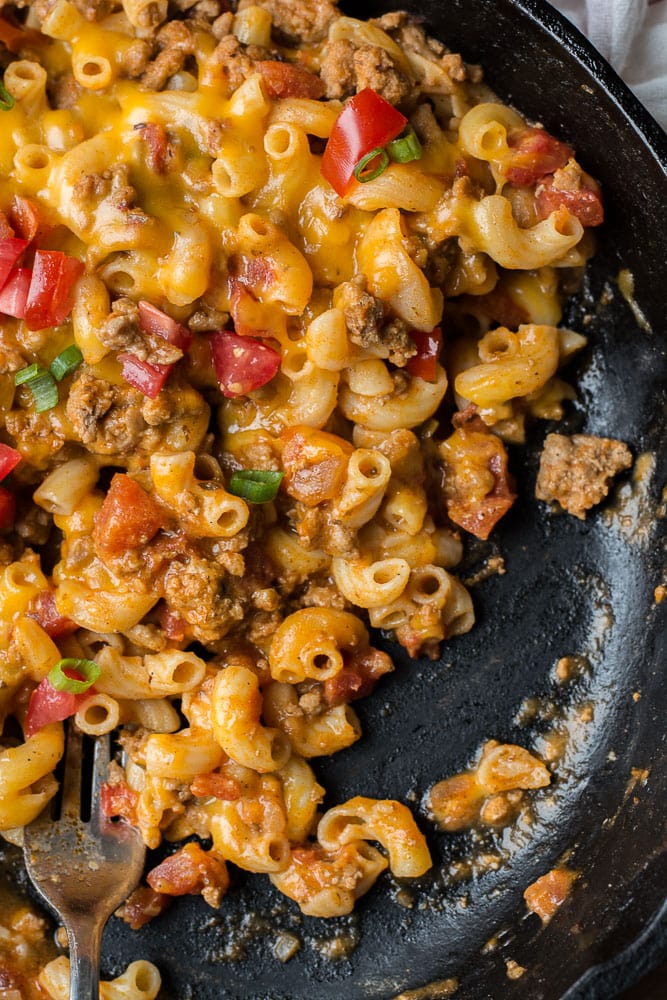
[386, 125, 422, 164]
[48, 658, 101, 694]
[353, 147, 390, 183]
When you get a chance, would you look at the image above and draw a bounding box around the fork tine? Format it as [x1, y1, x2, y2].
[90, 733, 110, 810]
[59, 723, 84, 820]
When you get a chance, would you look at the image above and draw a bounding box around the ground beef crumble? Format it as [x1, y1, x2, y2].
[535, 433, 633, 519]
[336, 277, 416, 367]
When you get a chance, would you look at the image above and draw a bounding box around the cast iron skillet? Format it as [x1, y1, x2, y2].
[4, 1, 666, 996]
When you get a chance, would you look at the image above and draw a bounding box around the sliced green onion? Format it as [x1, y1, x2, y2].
[0, 78, 14, 112]
[15, 364, 59, 412]
[228, 469, 284, 503]
[50, 344, 83, 382]
[48, 658, 100, 694]
[353, 147, 390, 183]
[15, 363, 41, 386]
[387, 125, 422, 164]
[29, 369, 58, 412]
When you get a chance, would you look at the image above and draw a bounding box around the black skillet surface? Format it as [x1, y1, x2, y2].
[4, 1, 666, 997]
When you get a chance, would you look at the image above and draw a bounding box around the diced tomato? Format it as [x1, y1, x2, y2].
[321, 88, 408, 197]
[535, 175, 604, 227]
[135, 122, 172, 174]
[24, 250, 84, 331]
[157, 604, 188, 643]
[0, 238, 29, 290]
[406, 326, 442, 382]
[0, 442, 21, 480]
[504, 127, 573, 187]
[118, 353, 172, 398]
[9, 196, 41, 243]
[209, 329, 281, 398]
[280, 426, 353, 507]
[190, 771, 242, 800]
[94, 473, 165, 563]
[101, 781, 139, 823]
[324, 647, 394, 707]
[24, 676, 91, 738]
[0, 212, 14, 241]
[256, 60, 325, 99]
[138, 300, 192, 352]
[0, 267, 32, 318]
[147, 842, 229, 899]
[440, 426, 517, 540]
[27, 590, 78, 638]
[116, 887, 172, 930]
[0, 14, 44, 53]
[0, 486, 16, 531]
[228, 278, 275, 338]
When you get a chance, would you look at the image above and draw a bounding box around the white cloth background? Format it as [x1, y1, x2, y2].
[549, 0, 667, 129]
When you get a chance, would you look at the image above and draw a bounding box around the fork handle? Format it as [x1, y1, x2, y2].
[64, 915, 103, 1000]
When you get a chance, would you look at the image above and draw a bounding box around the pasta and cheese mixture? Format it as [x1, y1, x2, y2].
[0, 0, 629, 991]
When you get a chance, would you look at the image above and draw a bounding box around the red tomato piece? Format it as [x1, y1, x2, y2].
[0, 238, 29, 290]
[0, 14, 44, 53]
[406, 326, 442, 382]
[209, 329, 281, 398]
[137, 300, 192, 352]
[116, 887, 172, 930]
[118, 352, 172, 398]
[9, 196, 41, 243]
[28, 590, 78, 639]
[0, 442, 21, 480]
[101, 781, 140, 825]
[94, 473, 165, 562]
[190, 772, 242, 800]
[24, 676, 89, 738]
[24, 250, 84, 331]
[134, 123, 172, 174]
[0, 267, 32, 318]
[504, 127, 573, 187]
[0, 486, 16, 531]
[321, 88, 408, 197]
[535, 176, 604, 227]
[147, 842, 229, 898]
[256, 60, 325, 99]
[157, 604, 188, 643]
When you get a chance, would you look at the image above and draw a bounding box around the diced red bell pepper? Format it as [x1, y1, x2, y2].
[0, 238, 29, 290]
[209, 329, 281, 398]
[24, 250, 84, 331]
[321, 88, 408, 197]
[0, 442, 21, 480]
[138, 300, 192, 352]
[9, 196, 42, 243]
[256, 60, 325, 100]
[28, 590, 79, 639]
[118, 352, 172, 398]
[504, 127, 573, 187]
[0, 485, 16, 531]
[406, 327, 442, 382]
[24, 672, 93, 738]
[0, 267, 32, 318]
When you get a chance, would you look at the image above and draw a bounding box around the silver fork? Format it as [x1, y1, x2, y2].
[23, 726, 146, 1000]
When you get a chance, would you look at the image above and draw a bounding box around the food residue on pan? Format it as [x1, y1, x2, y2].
[393, 977, 459, 999]
[616, 269, 652, 333]
[505, 958, 526, 980]
[603, 451, 657, 543]
[523, 867, 578, 924]
[427, 741, 551, 833]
